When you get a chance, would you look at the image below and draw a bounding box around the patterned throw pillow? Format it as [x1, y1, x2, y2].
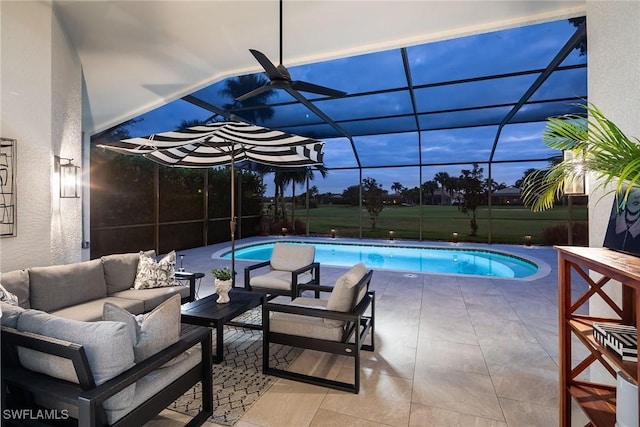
[133, 250, 178, 290]
[0, 283, 19, 306]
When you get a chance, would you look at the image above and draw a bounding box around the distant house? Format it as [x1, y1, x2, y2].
[491, 186, 522, 205]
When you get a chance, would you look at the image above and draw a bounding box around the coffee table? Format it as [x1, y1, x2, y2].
[181, 289, 264, 363]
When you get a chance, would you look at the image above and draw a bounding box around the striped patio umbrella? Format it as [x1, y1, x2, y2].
[97, 120, 325, 285]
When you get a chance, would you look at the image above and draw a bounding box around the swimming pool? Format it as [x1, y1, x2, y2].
[222, 240, 539, 278]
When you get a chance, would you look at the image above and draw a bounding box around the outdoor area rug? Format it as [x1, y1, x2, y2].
[169, 307, 301, 426]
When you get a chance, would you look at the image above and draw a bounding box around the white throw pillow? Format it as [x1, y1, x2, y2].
[0, 283, 19, 306]
[133, 250, 178, 290]
[103, 294, 181, 363]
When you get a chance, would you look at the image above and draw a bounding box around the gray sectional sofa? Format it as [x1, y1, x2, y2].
[0, 250, 194, 320]
[0, 251, 209, 426]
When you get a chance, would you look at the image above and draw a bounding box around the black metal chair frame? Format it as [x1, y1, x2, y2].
[1, 325, 213, 427]
[244, 260, 320, 299]
[262, 270, 375, 393]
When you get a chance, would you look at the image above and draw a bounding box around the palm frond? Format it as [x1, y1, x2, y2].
[522, 103, 640, 211]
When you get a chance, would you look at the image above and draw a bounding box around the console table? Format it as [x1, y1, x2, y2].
[557, 246, 639, 426]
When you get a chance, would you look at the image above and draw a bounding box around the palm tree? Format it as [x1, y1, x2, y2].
[391, 182, 403, 194]
[514, 168, 539, 188]
[176, 118, 209, 130]
[274, 166, 328, 231]
[421, 180, 438, 205]
[434, 172, 450, 205]
[219, 74, 277, 123]
[522, 103, 640, 211]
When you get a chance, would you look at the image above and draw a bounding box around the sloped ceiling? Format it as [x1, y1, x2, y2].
[53, 0, 586, 135]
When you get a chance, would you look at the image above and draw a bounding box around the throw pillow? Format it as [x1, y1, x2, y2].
[0, 283, 19, 306]
[103, 294, 181, 363]
[133, 250, 178, 290]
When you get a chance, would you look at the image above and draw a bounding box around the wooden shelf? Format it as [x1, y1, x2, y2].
[569, 318, 638, 384]
[557, 246, 640, 427]
[569, 383, 616, 427]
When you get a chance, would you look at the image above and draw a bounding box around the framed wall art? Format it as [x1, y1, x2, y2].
[0, 138, 16, 237]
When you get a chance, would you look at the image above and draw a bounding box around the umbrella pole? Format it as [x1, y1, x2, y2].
[230, 146, 237, 287]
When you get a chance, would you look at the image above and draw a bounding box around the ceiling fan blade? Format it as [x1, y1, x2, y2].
[285, 87, 345, 131]
[235, 85, 272, 102]
[291, 80, 347, 98]
[249, 49, 287, 81]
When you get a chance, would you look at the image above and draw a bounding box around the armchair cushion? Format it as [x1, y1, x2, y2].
[102, 250, 156, 294]
[325, 263, 367, 327]
[270, 243, 315, 271]
[103, 294, 181, 364]
[269, 297, 344, 341]
[250, 270, 313, 291]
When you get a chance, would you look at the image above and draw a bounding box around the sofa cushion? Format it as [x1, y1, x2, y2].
[133, 251, 178, 290]
[111, 286, 190, 312]
[16, 309, 136, 411]
[269, 243, 315, 272]
[0, 269, 30, 308]
[103, 294, 181, 363]
[29, 260, 107, 312]
[103, 344, 202, 424]
[0, 301, 25, 328]
[102, 250, 156, 294]
[325, 263, 367, 327]
[51, 297, 145, 322]
[0, 283, 19, 306]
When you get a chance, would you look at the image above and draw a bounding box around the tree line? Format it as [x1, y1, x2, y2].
[334, 164, 546, 236]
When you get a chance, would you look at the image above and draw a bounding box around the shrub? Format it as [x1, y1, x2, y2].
[541, 222, 588, 246]
[269, 218, 291, 235]
[293, 218, 307, 235]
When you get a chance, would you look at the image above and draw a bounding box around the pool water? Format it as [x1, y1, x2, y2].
[223, 240, 538, 278]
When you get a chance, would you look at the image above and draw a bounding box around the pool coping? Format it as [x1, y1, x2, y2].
[211, 236, 552, 282]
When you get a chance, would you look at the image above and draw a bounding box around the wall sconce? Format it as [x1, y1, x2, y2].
[562, 150, 586, 195]
[452, 232, 458, 243]
[388, 230, 395, 241]
[55, 156, 80, 198]
[281, 227, 287, 236]
[330, 229, 336, 239]
[524, 235, 532, 247]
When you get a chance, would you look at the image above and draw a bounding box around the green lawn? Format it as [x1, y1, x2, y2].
[291, 204, 588, 244]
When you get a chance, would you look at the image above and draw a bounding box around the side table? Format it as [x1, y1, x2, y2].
[175, 271, 205, 301]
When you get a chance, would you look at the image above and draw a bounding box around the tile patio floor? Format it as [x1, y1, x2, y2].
[146, 237, 593, 427]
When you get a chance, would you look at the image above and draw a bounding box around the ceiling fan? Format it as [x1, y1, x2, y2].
[235, 0, 347, 102]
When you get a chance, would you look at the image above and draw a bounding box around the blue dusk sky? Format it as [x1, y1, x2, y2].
[118, 17, 587, 196]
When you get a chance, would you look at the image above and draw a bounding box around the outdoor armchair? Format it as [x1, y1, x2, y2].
[244, 242, 320, 299]
[262, 263, 375, 393]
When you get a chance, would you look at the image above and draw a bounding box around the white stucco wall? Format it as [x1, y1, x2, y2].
[588, 0, 640, 248]
[586, 0, 640, 314]
[586, 0, 640, 385]
[0, 1, 82, 271]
